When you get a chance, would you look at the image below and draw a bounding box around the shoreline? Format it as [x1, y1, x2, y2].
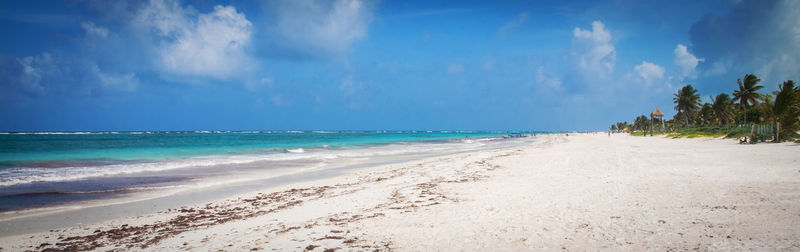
[1, 133, 799, 250]
[0, 136, 534, 237]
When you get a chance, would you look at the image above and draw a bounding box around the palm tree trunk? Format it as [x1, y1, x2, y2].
[742, 103, 747, 126]
[772, 119, 779, 142]
[684, 111, 689, 127]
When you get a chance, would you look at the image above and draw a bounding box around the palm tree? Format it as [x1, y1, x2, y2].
[774, 80, 799, 141]
[615, 121, 630, 133]
[673, 85, 701, 126]
[710, 93, 734, 125]
[633, 115, 648, 133]
[672, 111, 686, 127]
[639, 115, 649, 130]
[610, 124, 617, 133]
[699, 103, 713, 125]
[761, 94, 776, 140]
[732, 74, 764, 125]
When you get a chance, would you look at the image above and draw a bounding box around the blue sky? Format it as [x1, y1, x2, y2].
[1, 0, 798, 131]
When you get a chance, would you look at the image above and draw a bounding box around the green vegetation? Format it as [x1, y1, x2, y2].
[664, 126, 746, 139]
[773, 80, 800, 141]
[673, 85, 701, 126]
[733, 74, 764, 126]
[711, 94, 734, 125]
[610, 74, 800, 143]
[630, 131, 665, 137]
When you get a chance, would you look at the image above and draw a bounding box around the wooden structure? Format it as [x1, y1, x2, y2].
[650, 108, 665, 136]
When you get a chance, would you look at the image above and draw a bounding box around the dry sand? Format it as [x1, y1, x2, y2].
[1, 133, 799, 251]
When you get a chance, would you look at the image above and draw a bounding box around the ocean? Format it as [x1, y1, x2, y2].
[0, 131, 528, 212]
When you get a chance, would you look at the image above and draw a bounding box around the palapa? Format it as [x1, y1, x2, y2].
[650, 108, 664, 117]
[649, 108, 665, 136]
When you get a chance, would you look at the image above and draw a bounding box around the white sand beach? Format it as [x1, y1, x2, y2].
[2, 133, 799, 251]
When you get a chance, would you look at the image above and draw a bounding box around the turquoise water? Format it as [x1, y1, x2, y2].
[0, 131, 504, 166]
[0, 131, 528, 211]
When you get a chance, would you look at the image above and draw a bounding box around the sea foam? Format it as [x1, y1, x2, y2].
[0, 133, 512, 187]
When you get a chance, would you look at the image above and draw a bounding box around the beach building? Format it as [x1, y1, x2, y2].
[650, 108, 664, 136]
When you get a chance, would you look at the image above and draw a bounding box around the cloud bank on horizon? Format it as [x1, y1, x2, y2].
[0, 0, 797, 131]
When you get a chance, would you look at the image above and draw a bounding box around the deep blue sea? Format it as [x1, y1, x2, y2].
[0, 131, 524, 212]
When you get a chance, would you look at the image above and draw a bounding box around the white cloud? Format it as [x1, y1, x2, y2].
[268, 0, 373, 56]
[4, 52, 137, 95]
[704, 59, 729, 76]
[497, 12, 529, 38]
[93, 67, 138, 92]
[136, 0, 254, 80]
[447, 63, 464, 74]
[536, 66, 563, 91]
[690, 0, 800, 85]
[633, 61, 665, 85]
[16, 54, 50, 93]
[81, 21, 109, 38]
[664, 76, 676, 91]
[572, 21, 616, 78]
[163, 6, 252, 79]
[573, 21, 611, 43]
[756, 53, 800, 82]
[673, 44, 703, 80]
[134, 0, 193, 37]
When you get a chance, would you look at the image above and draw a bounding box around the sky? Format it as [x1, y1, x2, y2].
[1, 0, 798, 131]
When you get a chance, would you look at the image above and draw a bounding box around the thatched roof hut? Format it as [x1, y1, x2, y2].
[650, 108, 665, 135]
[650, 108, 664, 117]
